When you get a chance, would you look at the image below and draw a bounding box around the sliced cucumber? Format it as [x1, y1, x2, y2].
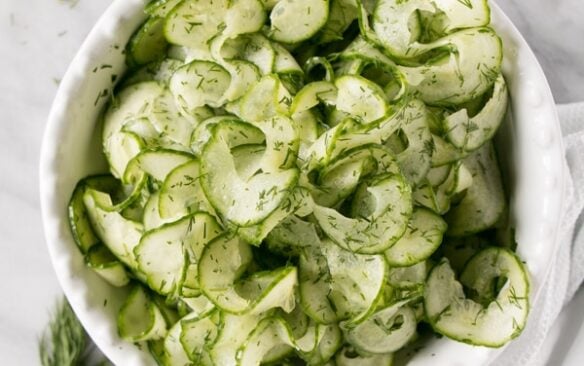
[220, 60, 262, 103]
[83, 189, 144, 272]
[135, 212, 222, 296]
[223, 0, 266, 37]
[290, 81, 337, 115]
[209, 312, 264, 365]
[123, 148, 193, 185]
[303, 101, 412, 171]
[179, 310, 221, 363]
[126, 17, 168, 68]
[314, 174, 412, 254]
[238, 267, 298, 314]
[164, 0, 229, 51]
[321, 240, 386, 322]
[105, 131, 145, 180]
[143, 191, 173, 231]
[425, 248, 529, 347]
[299, 322, 342, 364]
[220, 33, 275, 75]
[235, 187, 314, 245]
[198, 234, 297, 313]
[200, 120, 298, 226]
[314, 144, 400, 208]
[387, 260, 428, 289]
[392, 99, 433, 185]
[317, 0, 358, 44]
[413, 160, 472, 214]
[118, 284, 168, 342]
[161, 312, 192, 365]
[169, 60, 231, 115]
[303, 120, 377, 177]
[119, 58, 183, 88]
[398, 27, 502, 105]
[236, 74, 293, 122]
[148, 89, 199, 147]
[372, 0, 434, 57]
[430, 134, 465, 166]
[269, 0, 330, 44]
[384, 208, 447, 267]
[145, 0, 182, 17]
[179, 294, 215, 314]
[158, 160, 215, 220]
[68, 176, 119, 253]
[431, 0, 490, 35]
[298, 248, 337, 324]
[103, 81, 166, 177]
[343, 299, 417, 354]
[84, 244, 130, 287]
[335, 75, 388, 124]
[189, 115, 246, 156]
[426, 164, 451, 186]
[371, 0, 489, 58]
[444, 73, 508, 152]
[292, 109, 319, 160]
[340, 34, 395, 69]
[273, 42, 303, 75]
[122, 116, 191, 153]
[266, 215, 321, 256]
[446, 142, 505, 236]
[236, 317, 295, 366]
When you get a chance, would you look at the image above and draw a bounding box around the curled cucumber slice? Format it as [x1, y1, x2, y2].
[179, 310, 221, 363]
[335, 75, 388, 124]
[314, 174, 412, 254]
[384, 207, 447, 267]
[342, 299, 418, 354]
[118, 285, 168, 342]
[444, 73, 508, 152]
[126, 17, 168, 68]
[157, 159, 216, 220]
[269, 0, 330, 44]
[424, 247, 529, 347]
[135, 212, 222, 296]
[84, 244, 130, 287]
[169, 60, 231, 114]
[83, 189, 144, 273]
[445, 142, 505, 236]
[201, 120, 299, 226]
[236, 317, 295, 366]
[322, 240, 386, 323]
[398, 27, 502, 105]
[198, 234, 297, 314]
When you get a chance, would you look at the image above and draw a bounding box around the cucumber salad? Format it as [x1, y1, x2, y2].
[68, 0, 530, 364]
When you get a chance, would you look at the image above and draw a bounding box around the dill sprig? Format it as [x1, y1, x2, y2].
[39, 298, 91, 366]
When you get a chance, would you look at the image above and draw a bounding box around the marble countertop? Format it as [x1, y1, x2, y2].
[0, 0, 582, 364]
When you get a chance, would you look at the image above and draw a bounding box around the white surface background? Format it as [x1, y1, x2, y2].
[0, 0, 582, 364]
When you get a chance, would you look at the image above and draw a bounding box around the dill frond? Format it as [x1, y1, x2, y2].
[39, 298, 87, 366]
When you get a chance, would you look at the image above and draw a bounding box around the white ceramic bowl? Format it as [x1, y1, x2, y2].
[40, 1, 565, 365]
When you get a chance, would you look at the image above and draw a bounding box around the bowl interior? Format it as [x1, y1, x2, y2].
[40, 1, 564, 365]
